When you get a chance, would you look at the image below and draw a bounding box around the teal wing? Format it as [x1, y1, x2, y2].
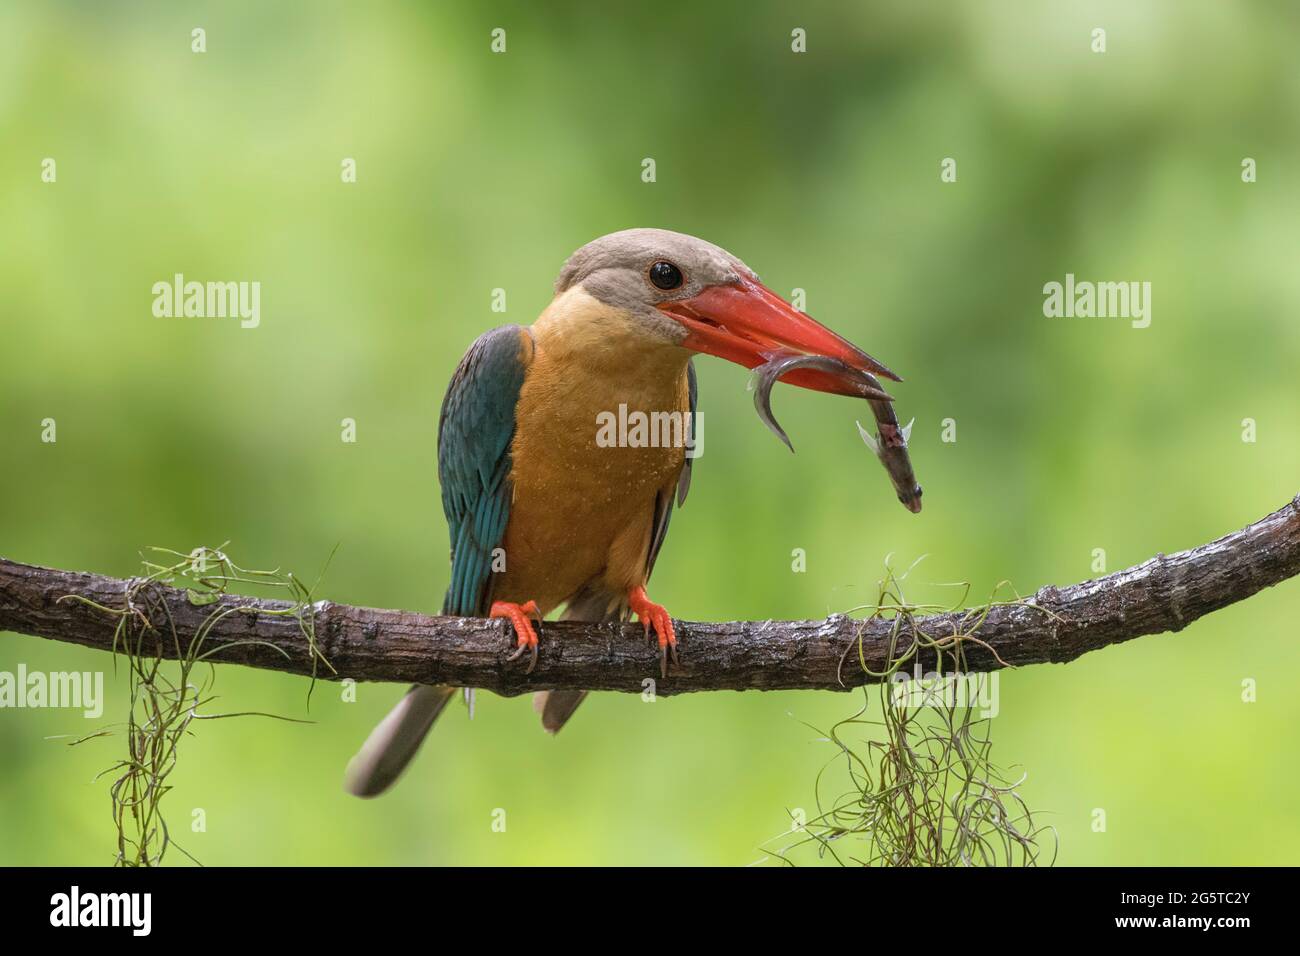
[438, 325, 532, 616]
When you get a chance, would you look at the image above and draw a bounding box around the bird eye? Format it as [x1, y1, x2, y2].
[648, 260, 684, 291]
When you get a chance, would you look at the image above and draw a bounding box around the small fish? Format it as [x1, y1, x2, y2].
[751, 352, 923, 514]
[751, 353, 893, 451]
[855, 404, 923, 514]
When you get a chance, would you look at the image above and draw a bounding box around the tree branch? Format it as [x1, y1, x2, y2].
[2, 495, 1298, 696]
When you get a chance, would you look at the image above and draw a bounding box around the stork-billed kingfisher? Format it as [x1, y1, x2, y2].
[345, 228, 900, 797]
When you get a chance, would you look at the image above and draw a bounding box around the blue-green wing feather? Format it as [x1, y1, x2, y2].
[438, 325, 532, 616]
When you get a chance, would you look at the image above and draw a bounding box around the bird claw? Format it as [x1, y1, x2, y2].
[628, 586, 677, 678]
[492, 600, 541, 674]
[505, 641, 539, 673]
[657, 641, 681, 680]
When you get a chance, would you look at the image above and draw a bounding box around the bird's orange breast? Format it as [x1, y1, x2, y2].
[496, 288, 691, 614]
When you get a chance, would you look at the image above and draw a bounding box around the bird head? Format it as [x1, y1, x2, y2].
[556, 228, 901, 396]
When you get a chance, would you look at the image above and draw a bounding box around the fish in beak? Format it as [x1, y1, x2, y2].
[657, 274, 901, 401]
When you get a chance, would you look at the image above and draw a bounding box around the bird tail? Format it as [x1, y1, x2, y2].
[534, 687, 589, 734]
[532, 588, 626, 734]
[343, 684, 456, 798]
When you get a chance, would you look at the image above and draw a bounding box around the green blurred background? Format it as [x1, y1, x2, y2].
[2, 0, 1298, 866]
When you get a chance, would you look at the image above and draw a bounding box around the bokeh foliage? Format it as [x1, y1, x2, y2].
[1, 1, 1298, 865]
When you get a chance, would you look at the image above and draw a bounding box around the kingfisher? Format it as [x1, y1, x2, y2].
[345, 228, 900, 797]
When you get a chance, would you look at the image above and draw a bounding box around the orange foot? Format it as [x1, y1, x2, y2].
[491, 600, 542, 674]
[628, 585, 678, 678]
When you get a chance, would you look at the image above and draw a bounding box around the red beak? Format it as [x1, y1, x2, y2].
[657, 275, 901, 397]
